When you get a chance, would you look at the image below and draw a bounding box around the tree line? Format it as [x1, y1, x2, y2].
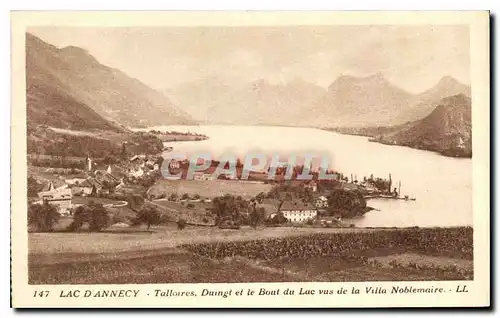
[28, 201, 172, 233]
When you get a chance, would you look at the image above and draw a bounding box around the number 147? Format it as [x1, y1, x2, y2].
[33, 290, 49, 297]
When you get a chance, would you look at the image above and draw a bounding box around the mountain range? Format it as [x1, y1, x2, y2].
[167, 72, 470, 128]
[305, 73, 414, 127]
[26, 33, 472, 158]
[166, 77, 326, 126]
[28, 32, 470, 131]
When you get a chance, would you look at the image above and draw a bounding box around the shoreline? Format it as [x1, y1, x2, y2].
[148, 130, 209, 143]
[139, 123, 472, 159]
[322, 127, 472, 159]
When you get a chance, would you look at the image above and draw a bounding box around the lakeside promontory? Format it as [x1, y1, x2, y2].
[147, 130, 209, 142]
[326, 94, 472, 158]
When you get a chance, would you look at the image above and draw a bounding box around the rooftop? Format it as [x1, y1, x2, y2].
[281, 200, 316, 211]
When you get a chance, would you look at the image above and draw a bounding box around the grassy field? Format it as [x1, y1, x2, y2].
[30, 226, 375, 255]
[148, 179, 272, 199]
[28, 226, 473, 284]
[150, 199, 215, 225]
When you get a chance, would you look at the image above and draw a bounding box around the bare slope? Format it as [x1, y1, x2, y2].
[26, 33, 193, 128]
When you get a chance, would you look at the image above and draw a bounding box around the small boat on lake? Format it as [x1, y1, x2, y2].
[378, 194, 416, 201]
[364, 178, 416, 201]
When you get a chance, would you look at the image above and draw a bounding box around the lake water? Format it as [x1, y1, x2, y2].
[142, 125, 472, 228]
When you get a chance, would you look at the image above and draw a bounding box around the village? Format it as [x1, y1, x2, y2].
[28, 151, 162, 227]
[28, 144, 411, 233]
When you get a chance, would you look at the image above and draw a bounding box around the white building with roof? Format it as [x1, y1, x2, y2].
[37, 182, 73, 214]
[280, 201, 318, 223]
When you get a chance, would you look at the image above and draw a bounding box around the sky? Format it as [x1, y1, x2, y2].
[29, 25, 470, 93]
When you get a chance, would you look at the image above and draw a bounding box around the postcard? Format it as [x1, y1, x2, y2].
[11, 11, 490, 308]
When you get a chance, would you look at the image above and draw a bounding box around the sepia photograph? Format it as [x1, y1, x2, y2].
[11, 11, 490, 308]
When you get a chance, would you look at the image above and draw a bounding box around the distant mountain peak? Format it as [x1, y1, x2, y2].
[328, 72, 394, 93]
[60, 45, 91, 56]
[431, 76, 470, 93]
[438, 75, 461, 85]
[414, 76, 471, 104]
[333, 72, 385, 83]
[59, 45, 100, 65]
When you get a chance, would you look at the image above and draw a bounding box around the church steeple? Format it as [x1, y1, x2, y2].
[86, 155, 93, 171]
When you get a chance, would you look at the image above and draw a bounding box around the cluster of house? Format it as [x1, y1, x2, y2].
[34, 154, 163, 214]
[128, 154, 160, 178]
[35, 166, 121, 215]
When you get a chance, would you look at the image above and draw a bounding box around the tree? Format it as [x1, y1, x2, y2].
[192, 194, 201, 200]
[88, 202, 109, 232]
[134, 206, 161, 230]
[90, 184, 98, 196]
[70, 201, 110, 232]
[255, 192, 265, 204]
[249, 202, 265, 229]
[168, 193, 178, 201]
[126, 195, 145, 211]
[28, 202, 60, 232]
[177, 218, 187, 230]
[327, 189, 367, 218]
[181, 193, 190, 200]
[210, 194, 247, 227]
[103, 155, 118, 165]
[27, 176, 43, 198]
[120, 142, 127, 160]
